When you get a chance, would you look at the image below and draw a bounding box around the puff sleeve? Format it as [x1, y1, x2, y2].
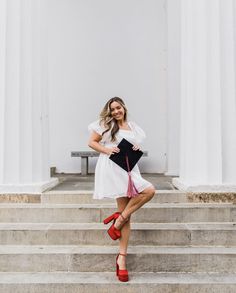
[129, 121, 146, 144]
[88, 120, 105, 136]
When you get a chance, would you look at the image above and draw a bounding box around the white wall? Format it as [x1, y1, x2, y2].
[166, 0, 181, 176]
[48, 0, 168, 173]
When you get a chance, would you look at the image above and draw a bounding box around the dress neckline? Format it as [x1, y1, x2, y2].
[118, 121, 132, 131]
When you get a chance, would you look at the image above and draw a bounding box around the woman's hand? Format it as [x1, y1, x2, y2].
[132, 144, 141, 151]
[105, 147, 120, 155]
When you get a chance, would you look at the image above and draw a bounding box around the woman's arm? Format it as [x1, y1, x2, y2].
[88, 131, 120, 155]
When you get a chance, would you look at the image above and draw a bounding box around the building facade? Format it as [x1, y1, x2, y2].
[0, 0, 236, 193]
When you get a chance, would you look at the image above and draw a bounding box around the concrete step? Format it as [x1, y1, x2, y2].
[0, 245, 236, 273]
[42, 190, 188, 204]
[40, 190, 236, 204]
[0, 222, 236, 246]
[0, 272, 236, 293]
[0, 203, 235, 223]
[0, 194, 41, 204]
[1, 191, 236, 204]
[0, 191, 186, 204]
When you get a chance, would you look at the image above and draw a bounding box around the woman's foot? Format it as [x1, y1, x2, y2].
[103, 212, 129, 241]
[114, 213, 129, 230]
[116, 253, 127, 270]
[103, 212, 122, 240]
[116, 253, 129, 282]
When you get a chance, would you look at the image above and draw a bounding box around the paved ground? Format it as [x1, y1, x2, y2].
[50, 174, 177, 191]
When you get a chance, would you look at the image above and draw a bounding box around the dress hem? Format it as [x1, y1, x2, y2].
[92, 182, 154, 200]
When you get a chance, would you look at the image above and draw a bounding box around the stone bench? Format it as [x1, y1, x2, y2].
[71, 151, 148, 175]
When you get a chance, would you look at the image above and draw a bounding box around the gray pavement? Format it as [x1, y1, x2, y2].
[50, 173, 177, 191]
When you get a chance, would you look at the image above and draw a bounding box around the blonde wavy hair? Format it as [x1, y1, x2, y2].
[99, 97, 128, 142]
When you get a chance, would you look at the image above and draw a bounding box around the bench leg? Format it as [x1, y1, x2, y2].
[81, 157, 88, 175]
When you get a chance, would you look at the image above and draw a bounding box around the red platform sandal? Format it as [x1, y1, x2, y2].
[116, 253, 129, 282]
[103, 212, 128, 240]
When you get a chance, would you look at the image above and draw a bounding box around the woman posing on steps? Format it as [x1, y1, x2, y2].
[88, 97, 155, 282]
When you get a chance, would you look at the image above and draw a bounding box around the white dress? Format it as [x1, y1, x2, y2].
[88, 120, 153, 199]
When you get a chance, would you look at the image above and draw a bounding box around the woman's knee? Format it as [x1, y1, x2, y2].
[145, 186, 155, 201]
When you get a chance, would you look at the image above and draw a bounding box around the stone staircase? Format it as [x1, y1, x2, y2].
[0, 190, 236, 292]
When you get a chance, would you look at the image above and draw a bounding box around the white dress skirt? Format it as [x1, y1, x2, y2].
[88, 120, 154, 199]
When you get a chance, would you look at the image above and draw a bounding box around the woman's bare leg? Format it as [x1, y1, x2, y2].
[116, 196, 130, 270]
[115, 186, 155, 225]
[114, 187, 155, 269]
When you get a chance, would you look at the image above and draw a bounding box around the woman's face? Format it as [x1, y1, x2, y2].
[110, 101, 125, 121]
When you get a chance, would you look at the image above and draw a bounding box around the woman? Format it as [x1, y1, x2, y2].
[88, 97, 155, 282]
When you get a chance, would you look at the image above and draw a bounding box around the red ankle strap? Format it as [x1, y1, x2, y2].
[119, 253, 127, 256]
[119, 213, 126, 221]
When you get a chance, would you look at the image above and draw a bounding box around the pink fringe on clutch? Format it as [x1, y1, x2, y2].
[125, 155, 139, 198]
